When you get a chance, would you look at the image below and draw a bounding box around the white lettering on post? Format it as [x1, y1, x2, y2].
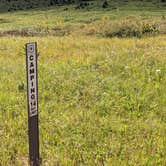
[26, 43, 38, 117]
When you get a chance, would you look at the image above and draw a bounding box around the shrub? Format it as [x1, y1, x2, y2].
[85, 18, 163, 38]
[142, 23, 159, 34]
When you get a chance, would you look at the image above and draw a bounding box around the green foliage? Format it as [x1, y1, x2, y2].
[86, 18, 164, 38]
[0, 35, 166, 166]
[0, 2, 165, 38]
[0, 4, 166, 166]
[0, 0, 166, 11]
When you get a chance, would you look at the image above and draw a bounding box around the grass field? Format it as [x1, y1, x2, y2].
[0, 3, 166, 166]
[0, 2, 166, 36]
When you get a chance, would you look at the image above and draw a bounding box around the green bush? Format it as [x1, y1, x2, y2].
[142, 22, 159, 34]
[104, 20, 143, 38]
[86, 18, 163, 38]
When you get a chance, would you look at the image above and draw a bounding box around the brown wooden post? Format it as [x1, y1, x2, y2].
[26, 42, 40, 166]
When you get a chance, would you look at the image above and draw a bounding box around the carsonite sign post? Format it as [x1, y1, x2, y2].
[26, 42, 40, 166]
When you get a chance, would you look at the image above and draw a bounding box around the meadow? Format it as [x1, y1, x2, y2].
[0, 3, 166, 166]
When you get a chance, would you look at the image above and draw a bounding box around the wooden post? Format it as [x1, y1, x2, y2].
[26, 42, 40, 166]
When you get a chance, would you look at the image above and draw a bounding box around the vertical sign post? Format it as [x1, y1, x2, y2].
[26, 42, 40, 166]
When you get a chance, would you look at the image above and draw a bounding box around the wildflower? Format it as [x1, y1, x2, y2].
[156, 69, 161, 73]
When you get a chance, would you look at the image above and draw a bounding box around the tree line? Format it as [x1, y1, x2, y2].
[0, 0, 165, 11]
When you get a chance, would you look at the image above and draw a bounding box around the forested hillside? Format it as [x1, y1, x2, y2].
[0, 0, 165, 11]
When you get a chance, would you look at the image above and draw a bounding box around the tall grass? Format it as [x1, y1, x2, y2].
[0, 3, 166, 165]
[0, 36, 166, 165]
